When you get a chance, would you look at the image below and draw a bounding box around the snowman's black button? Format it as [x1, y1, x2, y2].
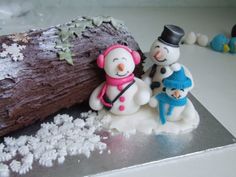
[162, 87, 166, 92]
[150, 82, 161, 89]
[160, 67, 166, 74]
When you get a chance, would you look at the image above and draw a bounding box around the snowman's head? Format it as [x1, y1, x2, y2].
[149, 39, 180, 65]
[166, 87, 189, 100]
[97, 44, 141, 78]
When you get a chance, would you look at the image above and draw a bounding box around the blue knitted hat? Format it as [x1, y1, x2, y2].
[163, 67, 192, 89]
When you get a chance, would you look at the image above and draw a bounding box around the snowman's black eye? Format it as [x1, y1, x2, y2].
[113, 58, 119, 62]
[164, 47, 169, 53]
[155, 45, 160, 48]
[171, 88, 176, 91]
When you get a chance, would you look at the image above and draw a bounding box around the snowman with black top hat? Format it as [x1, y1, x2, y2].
[142, 25, 194, 95]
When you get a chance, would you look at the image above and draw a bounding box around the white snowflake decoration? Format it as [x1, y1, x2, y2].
[0, 112, 109, 176]
[0, 43, 26, 61]
[0, 163, 9, 177]
[9, 160, 21, 173]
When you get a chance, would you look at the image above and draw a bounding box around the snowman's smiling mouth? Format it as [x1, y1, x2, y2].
[155, 58, 167, 62]
[116, 71, 129, 77]
[171, 94, 181, 99]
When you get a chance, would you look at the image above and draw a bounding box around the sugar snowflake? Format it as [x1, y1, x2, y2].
[0, 43, 26, 61]
[0, 163, 9, 177]
[0, 112, 109, 176]
[9, 33, 30, 43]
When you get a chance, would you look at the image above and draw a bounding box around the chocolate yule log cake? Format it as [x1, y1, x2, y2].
[0, 16, 144, 137]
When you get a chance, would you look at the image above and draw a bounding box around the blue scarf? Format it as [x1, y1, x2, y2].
[155, 93, 187, 124]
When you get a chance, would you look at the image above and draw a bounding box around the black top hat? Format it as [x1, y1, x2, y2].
[158, 25, 185, 47]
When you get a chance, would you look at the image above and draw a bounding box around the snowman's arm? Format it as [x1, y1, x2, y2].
[182, 65, 194, 90]
[134, 78, 151, 105]
[141, 67, 152, 86]
[170, 62, 181, 72]
[89, 82, 104, 111]
[149, 96, 159, 108]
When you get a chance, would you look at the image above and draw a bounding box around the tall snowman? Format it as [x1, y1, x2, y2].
[89, 44, 151, 115]
[142, 25, 194, 95]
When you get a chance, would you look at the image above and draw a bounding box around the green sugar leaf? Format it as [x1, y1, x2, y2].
[59, 30, 74, 42]
[55, 42, 71, 51]
[58, 50, 74, 65]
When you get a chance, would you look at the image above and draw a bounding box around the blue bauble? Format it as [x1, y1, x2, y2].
[210, 34, 229, 52]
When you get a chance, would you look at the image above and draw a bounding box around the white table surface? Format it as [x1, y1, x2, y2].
[1, 6, 236, 177]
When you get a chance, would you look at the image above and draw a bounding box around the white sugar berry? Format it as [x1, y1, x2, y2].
[184, 32, 197, 45]
[197, 34, 209, 47]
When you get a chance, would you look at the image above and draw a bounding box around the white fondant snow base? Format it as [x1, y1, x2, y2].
[99, 103, 199, 135]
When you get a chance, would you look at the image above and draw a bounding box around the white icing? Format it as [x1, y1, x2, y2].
[99, 100, 199, 135]
[0, 56, 22, 81]
[38, 28, 57, 51]
[0, 43, 25, 61]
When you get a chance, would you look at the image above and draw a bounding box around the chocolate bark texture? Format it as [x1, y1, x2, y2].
[0, 16, 144, 137]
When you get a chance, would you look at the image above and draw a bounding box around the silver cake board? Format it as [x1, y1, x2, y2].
[1, 93, 235, 177]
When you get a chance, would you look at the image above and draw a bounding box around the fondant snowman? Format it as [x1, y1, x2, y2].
[89, 44, 151, 115]
[149, 67, 194, 124]
[142, 25, 194, 95]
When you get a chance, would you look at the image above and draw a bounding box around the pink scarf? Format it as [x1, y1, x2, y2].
[98, 74, 134, 107]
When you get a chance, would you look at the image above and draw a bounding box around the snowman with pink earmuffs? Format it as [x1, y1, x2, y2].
[89, 44, 151, 115]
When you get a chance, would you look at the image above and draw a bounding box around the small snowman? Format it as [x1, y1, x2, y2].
[149, 67, 193, 124]
[142, 25, 193, 95]
[89, 44, 151, 115]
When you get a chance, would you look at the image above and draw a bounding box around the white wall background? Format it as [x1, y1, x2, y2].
[1, 0, 236, 8]
[52, 0, 236, 7]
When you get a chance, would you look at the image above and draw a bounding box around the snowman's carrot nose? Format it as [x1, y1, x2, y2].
[173, 90, 180, 98]
[154, 50, 163, 59]
[117, 63, 125, 71]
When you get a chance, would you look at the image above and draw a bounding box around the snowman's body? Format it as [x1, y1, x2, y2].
[90, 77, 149, 115]
[163, 103, 185, 121]
[143, 64, 193, 95]
[89, 45, 151, 116]
[158, 98, 196, 122]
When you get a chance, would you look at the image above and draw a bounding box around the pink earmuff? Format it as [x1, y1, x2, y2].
[96, 44, 141, 68]
[97, 54, 105, 68]
[131, 51, 141, 65]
